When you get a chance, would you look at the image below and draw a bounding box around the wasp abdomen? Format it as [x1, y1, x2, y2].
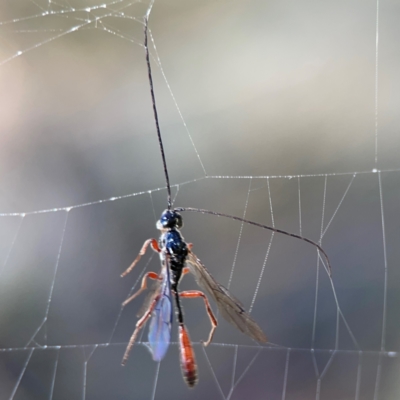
[178, 325, 198, 388]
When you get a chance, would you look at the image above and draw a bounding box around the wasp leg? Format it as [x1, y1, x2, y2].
[122, 271, 161, 307]
[121, 294, 160, 366]
[121, 239, 161, 277]
[179, 290, 218, 346]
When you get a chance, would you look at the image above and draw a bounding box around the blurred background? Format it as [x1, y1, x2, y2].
[0, 0, 399, 398]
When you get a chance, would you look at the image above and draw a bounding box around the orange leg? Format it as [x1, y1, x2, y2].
[180, 290, 218, 346]
[122, 271, 160, 307]
[121, 294, 160, 366]
[121, 238, 160, 277]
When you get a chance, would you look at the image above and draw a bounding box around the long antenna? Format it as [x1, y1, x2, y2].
[144, 6, 333, 278]
[144, 16, 172, 210]
[174, 207, 332, 277]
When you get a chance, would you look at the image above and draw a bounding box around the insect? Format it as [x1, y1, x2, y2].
[121, 209, 268, 386]
[121, 10, 333, 388]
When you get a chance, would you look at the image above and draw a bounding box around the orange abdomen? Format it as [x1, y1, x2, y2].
[178, 325, 198, 387]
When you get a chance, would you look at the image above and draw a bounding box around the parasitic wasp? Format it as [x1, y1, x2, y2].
[121, 5, 333, 388]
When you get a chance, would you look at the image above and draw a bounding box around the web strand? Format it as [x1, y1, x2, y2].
[0, 215, 24, 279]
[49, 350, 59, 400]
[227, 178, 252, 291]
[249, 178, 275, 313]
[378, 171, 388, 352]
[297, 177, 302, 236]
[374, 171, 388, 400]
[281, 348, 290, 400]
[148, 28, 207, 177]
[374, 0, 380, 165]
[8, 348, 34, 400]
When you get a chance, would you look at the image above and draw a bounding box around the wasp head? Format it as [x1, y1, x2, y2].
[157, 210, 183, 230]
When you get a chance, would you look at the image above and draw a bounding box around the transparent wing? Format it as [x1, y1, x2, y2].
[145, 267, 173, 362]
[186, 252, 267, 343]
[147, 291, 173, 361]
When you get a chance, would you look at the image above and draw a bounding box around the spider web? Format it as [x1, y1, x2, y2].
[0, 0, 399, 399]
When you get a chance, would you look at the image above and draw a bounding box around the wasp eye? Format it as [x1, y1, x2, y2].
[175, 213, 183, 228]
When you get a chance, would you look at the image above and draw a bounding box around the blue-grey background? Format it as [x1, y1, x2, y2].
[0, 0, 399, 399]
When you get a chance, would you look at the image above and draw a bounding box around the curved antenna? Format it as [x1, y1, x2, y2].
[174, 207, 332, 277]
[144, 16, 172, 209]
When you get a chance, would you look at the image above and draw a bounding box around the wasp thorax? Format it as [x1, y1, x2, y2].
[156, 210, 183, 230]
